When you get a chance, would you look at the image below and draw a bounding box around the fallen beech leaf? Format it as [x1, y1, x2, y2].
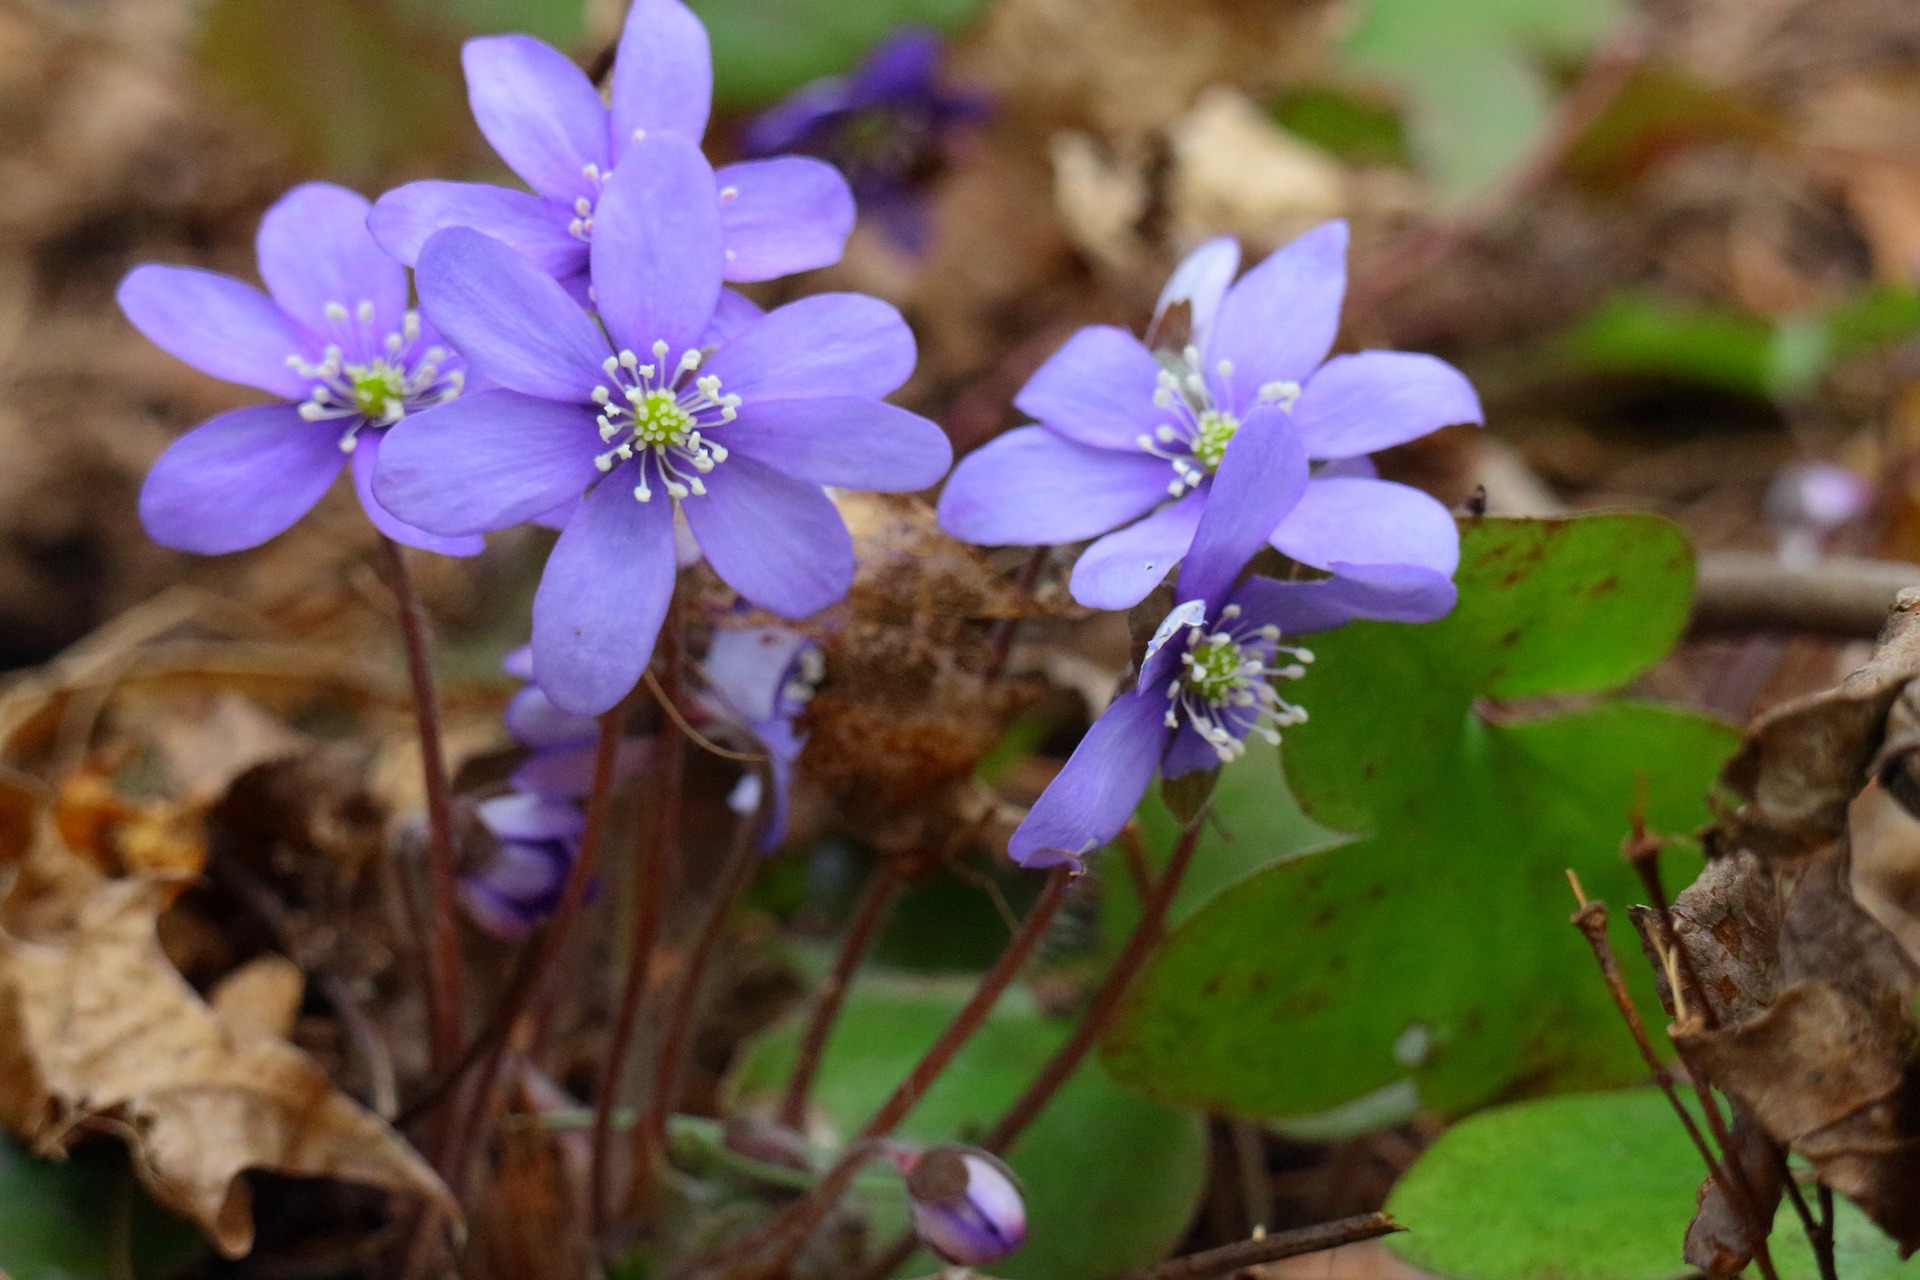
[0, 876, 454, 1256]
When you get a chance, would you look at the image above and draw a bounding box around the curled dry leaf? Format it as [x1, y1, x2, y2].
[0, 810, 455, 1257]
[1681, 1112, 1785, 1279]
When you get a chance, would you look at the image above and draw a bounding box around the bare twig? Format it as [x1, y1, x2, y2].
[1691, 552, 1920, 637]
[1113, 1212, 1403, 1280]
[984, 546, 1050, 683]
[777, 859, 908, 1129]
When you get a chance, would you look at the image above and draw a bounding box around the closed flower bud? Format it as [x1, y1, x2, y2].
[902, 1145, 1026, 1266]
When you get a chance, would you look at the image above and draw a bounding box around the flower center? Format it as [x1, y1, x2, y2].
[1160, 603, 1313, 763]
[592, 340, 741, 503]
[1134, 343, 1304, 498]
[290, 304, 463, 451]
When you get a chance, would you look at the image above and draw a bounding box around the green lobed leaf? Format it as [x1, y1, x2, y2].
[1385, 1089, 1914, 1280]
[0, 1135, 206, 1280]
[1102, 515, 1737, 1126]
[726, 978, 1207, 1280]
[691, 0, 985, 109]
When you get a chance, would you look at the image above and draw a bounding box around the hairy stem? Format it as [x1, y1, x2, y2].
[777, 859, 907, 1130]
[378, 536, 463, 1070]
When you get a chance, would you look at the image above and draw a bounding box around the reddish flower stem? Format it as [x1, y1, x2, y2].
[776, 859, 907, 1130]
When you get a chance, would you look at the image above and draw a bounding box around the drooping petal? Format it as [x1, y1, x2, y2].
[1067, 490, 1206, 610]
[503, 645, 535, 679]
[255, 183, 409, 349]
[1206, 220, 1348, 413]
[504, 683, 596, 750]
[1176, 406, 1309, 610]
[139, 405, 344, 554]
[1008, 688, 1168, 867]
[532, 464, 678, 714]
[512, 736, 655, 799]
[350, 429, 485, 556]
[704, 626, 812, 724]
[374, 390, 601, 535]
[610, 0, 713, 150]
[1293, 351, 1483, 460]
[117, 266, 312, 399]
[722, 397, 951, 491]
[1234, 562, 1459, 633]
[1013, 326, 1163, 451]
[1152, 236, 1239, 352]
[369, 180, 587, 278]
[591, 133, 724, 361]
[938, 427, 1172, 546]
[700, 290, 765, 347]
[699, 293, 914, 402]
[416, 227, 610, 402]
[478, 791, 586, 842]
[713, 157, 855, 282]
[853, 26, 944, 100]
[680, 457, 853, 619]
[463, 34, 611, 203]
[1269, 477, 1460, 575]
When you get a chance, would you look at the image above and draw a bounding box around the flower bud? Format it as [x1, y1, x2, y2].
[902, 1145, 1026, 1266]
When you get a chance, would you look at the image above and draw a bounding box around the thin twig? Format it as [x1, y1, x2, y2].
[1691, 552, 1920, 638]
[984, 546, 1050, 683]
[777, 859, 907, 1130]
[1114, 1212, 1403, 1280]
[644, 667, 768, 763]
[1778, 1158, 1833, 1280]
[673, 866, 1075, 1280]
[378, 536, 463, 1070]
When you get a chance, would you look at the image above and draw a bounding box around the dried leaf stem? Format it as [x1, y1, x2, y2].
[1115, 1212, 1404, 1280]
[378, 536, 462, 1070]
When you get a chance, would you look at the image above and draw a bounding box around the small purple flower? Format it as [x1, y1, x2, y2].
[463, 790, 583, 940]
[501, 644, 652, 797]
[741, 27, 987, 254]
[898, 1146, 1027, 1267]
[1765, 460, 1872, 569]
[373, 133, 952, 717]
[700, 625, 824, 851]
[370, 0, 854, 294]
[119, 183, 480, 557]
[938, 225, 1482, 614]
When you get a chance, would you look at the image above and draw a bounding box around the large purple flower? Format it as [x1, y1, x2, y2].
[374, 133, 951, 717]
[699, 624, 824, 852]
[369, 0, 853, 294]
[119, 183, 480, 556]
[740, 27, 987, 254]
[938, 224, 1481, 614]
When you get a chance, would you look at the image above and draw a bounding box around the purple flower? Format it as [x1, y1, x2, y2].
[462, 790, 583, 940]
[700, 625, 824, 851]
[1765, 460, 1872, 569]
[899, 1146, 1027, 1267]
[740, 27, 987, 254]
[938, 224, 1482, 614]
[369, 0, 854, 294]
[373, 133, 952, 717]
[501, 644, 652, 797]
[119, 183, 481, 557]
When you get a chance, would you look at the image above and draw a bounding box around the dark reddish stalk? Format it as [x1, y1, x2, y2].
[984, 546, 1050, 683]
[592, 637, 687, 1233]
[378, 536, 463, 1069]
[777, 859, 907, 1129]
[425, 705, 621, 1222]
[674, 866, 1074, 1280]
[1118, 1212, 1402, 1280]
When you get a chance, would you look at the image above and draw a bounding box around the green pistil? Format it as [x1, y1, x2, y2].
[349, 362, 407, 420]
[1185, 635, 1245, 704]
[1191, 408, 1239, 472]
[632, 388, 695, 448]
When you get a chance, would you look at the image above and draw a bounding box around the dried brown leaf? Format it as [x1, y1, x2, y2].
[1683, 1114, 1785, 1279]
[0, 872, 454, 1256]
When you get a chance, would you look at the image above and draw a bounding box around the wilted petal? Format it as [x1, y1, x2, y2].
[374, 390, 601, 535]
[1013, 326, 1163, 451]
[713, 157, 855, 282]
[1207, 220, 1348, 412]
[591, 134, 724, 361]
[1234, 562, 1458, 633]
[350, 429, 484, 556]
[416, 227, 610, 401]
[1008, 688, 1167, 867]
[463, 34, 611, 203]
[256, 183, 409, 348]
[532, 464, 678, 714]
[1293, 351, 1483, 459]
[140, 405, 343, 554]
[1067, 490, 1205, 610]
[681, 457, 853, 619]
[1176, 406, 1308, 611]
[1269, 477, 1459, 575]
[370, 180, 587, 278]
[610, 0, 713, 150]
[723, 397, 950, 491]
[117, 266, 312, 399]
[504, 683, 597, 750]
[701, 293, 915, 402]
[938, 428, 1170, 546]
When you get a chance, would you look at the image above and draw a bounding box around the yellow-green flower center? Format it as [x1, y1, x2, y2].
[631, 387, 696, 448]
[348, 361, 410, 422]
[1191, 408, 1239, 472]
[1183, 632, 1248, 704]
